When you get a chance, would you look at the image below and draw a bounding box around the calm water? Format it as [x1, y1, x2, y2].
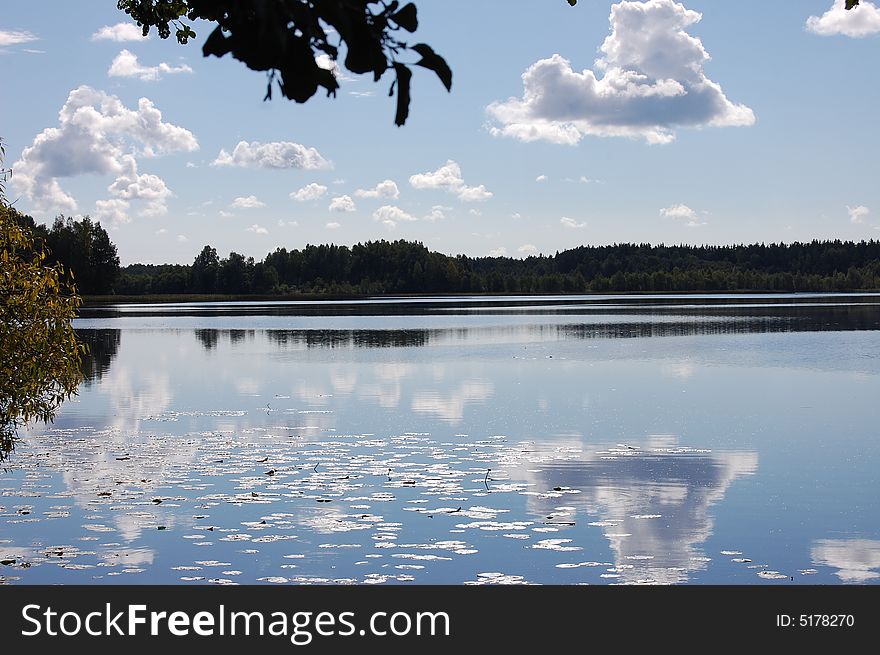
[2, 293, 879, 585]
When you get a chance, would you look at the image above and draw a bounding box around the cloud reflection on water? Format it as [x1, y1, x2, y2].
[510, 436, 758, 583]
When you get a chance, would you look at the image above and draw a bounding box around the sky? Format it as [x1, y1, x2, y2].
[2, 0, 880, 265]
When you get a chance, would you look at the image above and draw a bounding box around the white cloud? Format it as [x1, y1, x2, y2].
[13, 85, 197, 213]
[424, 205, 451, 222]
[410, 160, 464, 190]
[0, 29, 38, 47]
[409, 160, 493, 202]
[213, 140, 330, 170]
[660, 203, 697, 219]
[489, 247, 509, 257]
[246, 224, 269, 235]
[108, 49, 192, 81]
[469, 208, 482, 216]
[94, 198, 130, 226]
[218, 210, 234, 218]
[107, 155, 171, 216]
[518, 244, 539, 256]
[277, 219, 298, 227]
[91, 23, 148, 42]
[847, 204, 870, 223]
[661, 203, 706, 227]
[807, 0, 880, 37]
[329, 195, 356, 212]
[291, 183, 328, 201]
[457, 184, 493, 202]
[156, 228, 167, 235]
[177, 234, 188, 242]
[560, 216, 586, 229]
[511, 212, 522, 219]
[487, 0, 755, 145]
[326, 222, 341, 230]
[355, 179, 400, 199]
[373, 204, 416, 229]
[579, 176, 592, 184]
[231, 195, 265, 209]
[536, 174, 548, 182]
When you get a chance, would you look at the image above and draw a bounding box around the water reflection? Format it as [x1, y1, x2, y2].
[811, 539, 880, 583]
[509, 437, 758, 584]
[411, 381, 494, 423]
[79, 293, 880, 319]
[266, 329, 428, 350]
[78, 329, 121, 386]
[194, 329, 219, 351]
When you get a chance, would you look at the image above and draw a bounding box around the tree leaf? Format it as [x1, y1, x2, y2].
[391, 3, 418, 32]
[393, 63, 412, 126]
[411, 43, 452, 91]
[202, 25, 231, 58]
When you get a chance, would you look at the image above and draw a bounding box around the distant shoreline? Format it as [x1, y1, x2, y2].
[82, 288, 880, 306]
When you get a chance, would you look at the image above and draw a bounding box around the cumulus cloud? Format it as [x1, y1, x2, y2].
[373, 204, 416, 229]
[518, 244, 539, 256]
[457, 184, 492, 202]
[13, 85, 197, 213]
[246, 224, 269, 234]
[847, 205, 870, 223]
[487, 0, 755, 145]
[355, 179, 400, 199]
[807, 0, 880, 37]
[329, 195, 356, 212]
[177, 234, 188, 242]
[560, 216, 586, 229]
[536, 174, 548, 182]
[424, 205, 451, 222]
[94, 198, 130, 226]
[660, 203, 697, 219]
[489, 247, 509, 257]
[326, 221, 341, 229]
[91, 23, 148, 42]
[0, 29, 38, 47]
[107, 155, 171, 216]
[231, 195, 265, 209]
[291, 183, 328, 201]
[213, 140, 330, 170]
[661, 203, 706, 227]
[409, 160, 493, 202]
[108, 49, 192, 81]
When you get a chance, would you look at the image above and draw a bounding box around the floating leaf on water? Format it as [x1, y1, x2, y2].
[532, 539, 581, 552]
[257, 576, 289, 584]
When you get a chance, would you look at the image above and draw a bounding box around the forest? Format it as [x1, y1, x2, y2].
[11, 209, 880, 297]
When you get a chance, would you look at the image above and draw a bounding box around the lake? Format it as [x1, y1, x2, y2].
[2, 293, 879, 585]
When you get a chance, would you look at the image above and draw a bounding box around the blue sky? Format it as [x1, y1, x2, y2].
[2, 0, 880, 264]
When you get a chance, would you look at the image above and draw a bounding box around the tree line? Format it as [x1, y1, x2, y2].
[121, 238, 880, 296]
[10, 210, 880, 296]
